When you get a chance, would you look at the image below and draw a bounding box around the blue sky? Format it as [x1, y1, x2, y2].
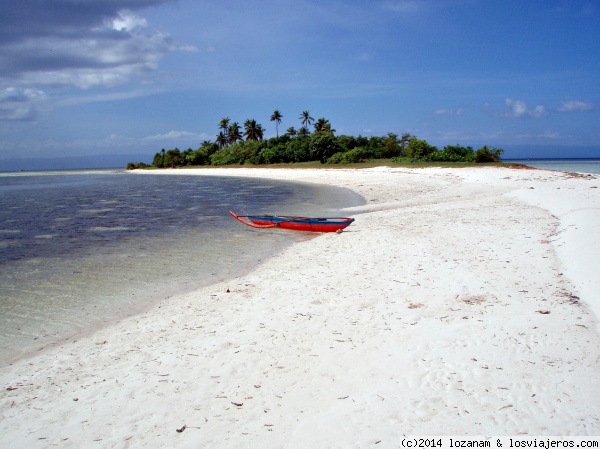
[0, 0, 599, 164]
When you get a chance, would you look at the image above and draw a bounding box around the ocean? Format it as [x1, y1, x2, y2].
[0, 170, 363, 366]
[507, 158, 600, 175]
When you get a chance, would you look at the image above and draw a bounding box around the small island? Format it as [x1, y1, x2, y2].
[127, 110, 503, 169]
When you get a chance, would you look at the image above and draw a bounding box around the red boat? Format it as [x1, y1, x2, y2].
[230, 211, 354, 233]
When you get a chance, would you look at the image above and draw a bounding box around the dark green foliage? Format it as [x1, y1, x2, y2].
[367, 136, 383, 156]
[475, 146, 504, 162]
[139, 112, 504, 169]
[216, 132, 228, 149]
[424, 144, 475, 162]
[309, 132, 343, 163]
[210, 140, 263, 165]
[325, 152, 345, 165]
[313, 117, 334, 134]
[127, 161, 150, 170]
[380, 133, 402, 158]
[185, 147, 209, 166]
[151, 141, 219, 168]
[270, 110, 283, 137]
[163, 148, 182, 168]
[399, 133, 412, 153]
[405, 137, 438, 159]
[257, 146, 282, 164]
[152, 148, 183, 168]
[152, 150, 165, 168]
[257, 135, 293, 164]
[327, 146, 371, 164]
[148, 134, 504, 168]
[243, 141, 264, 165]
[228, 122, 243, 145]
[244, 119, 264, 141]
[282, 135, 311, 162]
[337, 135, 359, 152]
[355, 135, 370, 147]
[209, 145, 239, 165]
[298, 126, 310, 137]
[299, 111, 314, 129]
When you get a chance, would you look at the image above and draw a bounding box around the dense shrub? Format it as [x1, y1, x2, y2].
[424, 144, 476, 162]
[258, 146, 283, 164]
[257, 136, 291, 164]
[405, 138, 438, 159]
[163, 149, 182, 167]
[309, 132, 343, 163]
[209, 146, 238, 165]
[408, 138, 437, 159]
[283, 135, 311, 162]
[337, 135, 359, 152]
[126, 162, 150, 170]
[327, 146, 371, 164]
[210, 141, 262, 165]
[379, 133, 402, 158]
[475, 146, 504, 162]
[184, 147, 210, 166]
[152, 150, 165, 167]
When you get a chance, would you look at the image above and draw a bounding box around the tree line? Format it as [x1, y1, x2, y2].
[127, 110, 503, 169]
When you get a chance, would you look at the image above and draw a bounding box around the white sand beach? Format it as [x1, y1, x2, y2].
[1, 166, 599, 448]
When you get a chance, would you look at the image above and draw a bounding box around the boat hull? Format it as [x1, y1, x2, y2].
[230, 211, 354, 233]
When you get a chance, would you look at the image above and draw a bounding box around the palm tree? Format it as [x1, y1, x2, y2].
[299, 110, 314, 130]
[270, 110, 283, 137]
[228, 121, 243, 144]
[216, 132, 228, 149]
[314, 117, 330, 133]
[244, 119, 264, 141]
[298, 126, 310, 137]
[286, 126, 297, 137]
[218, 117, 230, 136]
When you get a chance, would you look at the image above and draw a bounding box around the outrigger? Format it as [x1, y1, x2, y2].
[229, 211, 354, 233]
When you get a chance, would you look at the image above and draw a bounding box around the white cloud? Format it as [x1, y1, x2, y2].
[504, 98, 547, 119]
[2, 10, 172, 85]
[557, 100, 593, 112]
[145, 130, 191, 141]
[0, 3, 180, 120]
[434, 108, 464, 116]
[110, 10, 148, 32]
[143, 130, 209, 143]
[512, 131, 561, 141]
[178, 44, 199, 53]
[21, 69, 133, 90]
[0, 87, 48, 121]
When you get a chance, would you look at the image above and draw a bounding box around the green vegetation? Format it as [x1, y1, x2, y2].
[126, 161, 151, 170]
[127, 110, 503, 169]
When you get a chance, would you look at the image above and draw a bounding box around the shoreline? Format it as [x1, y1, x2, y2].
[1, 166, 599, 446]
[0, 172, 361, 369]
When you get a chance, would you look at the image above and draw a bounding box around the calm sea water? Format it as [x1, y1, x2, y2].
[0, 170, 363, 365]
[507, 159, 600, 174]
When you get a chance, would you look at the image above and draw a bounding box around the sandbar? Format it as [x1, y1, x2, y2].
[1, 166, 599, 448]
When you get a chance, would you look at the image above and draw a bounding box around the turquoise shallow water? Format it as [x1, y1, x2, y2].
[0, 170, 363, 365]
